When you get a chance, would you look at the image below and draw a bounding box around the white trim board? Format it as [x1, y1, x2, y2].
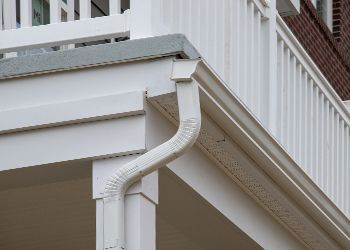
[0, 115, 146, 171]
[0, 91, 145, 135]
[0, 12, 130, 53]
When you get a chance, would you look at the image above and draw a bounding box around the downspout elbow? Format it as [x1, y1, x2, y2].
[103, 80, 201, 250]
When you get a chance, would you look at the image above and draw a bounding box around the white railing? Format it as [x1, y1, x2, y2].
[0, 0, 129, 56]
[153, 0, 270, 126]
[276, 15, 350, 217]
[0, 0, 348, 218]
[152, 0, 349, 218]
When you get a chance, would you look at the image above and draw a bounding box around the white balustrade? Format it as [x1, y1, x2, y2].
[153, 0, 269, 125]
[0, 0, 348, 219]
[276, 15, 350, 217]
[50, 0, 62, 23]
[79, 0, 91, 19]
[20, 0, 32, 27]
[0, 0, 127, 54]
[152, 0, 349, 218]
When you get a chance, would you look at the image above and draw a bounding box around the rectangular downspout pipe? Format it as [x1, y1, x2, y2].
[102, 79, 201, 249]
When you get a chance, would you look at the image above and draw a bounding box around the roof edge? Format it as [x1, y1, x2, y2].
[171, 59, 350, 249]
[0, 34, 201, 80]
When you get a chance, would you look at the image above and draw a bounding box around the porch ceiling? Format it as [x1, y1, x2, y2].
[157, 168, 262, 250]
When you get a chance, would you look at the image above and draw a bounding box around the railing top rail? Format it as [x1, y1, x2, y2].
[276, 14, 350, 128]
[0, 11, 130, 54]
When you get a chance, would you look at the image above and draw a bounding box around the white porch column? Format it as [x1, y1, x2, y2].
[93, 155, 158, 250]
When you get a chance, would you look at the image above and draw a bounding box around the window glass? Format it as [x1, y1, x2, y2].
[32, 0, 50, 26]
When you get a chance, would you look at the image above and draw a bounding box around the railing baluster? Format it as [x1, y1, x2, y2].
[297, 64, 303, 164]
[325, 100, 330, 193]
[3, 0, 16, 30]
[247, 2, 254, 111]
[3, 0, 17, 57]
[277, 39, 284, 141]
[240, 0, 247, 101]
[0, 0, 3, 30]
[66, 0, 75, 49]
[79, 0, 91, 19]
[285, 48, 291, 149]
[256, 11, 262, 120]
[20, 0, 32, 27]
[67, 0, 75, 21]
[110, 0, 121, 15]
[302, 72, 308, 169]
[320, 93, 325, 188]
[231, 0, 240, 93]
[314, 87, 319, 180]
[346, 127, 350, 215]
[291, 56, 297, 157]
[50, 0, 61, 23]
[340, 120, 345, 211]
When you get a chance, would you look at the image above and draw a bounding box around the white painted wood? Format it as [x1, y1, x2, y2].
[130, 0, 152, 39]
[96, 185, 157, 250]
[2, 0, 17, 57]
[93, 155, 158, 250]
[0, 91, 145, 134]
[0, 0, 3, 30]
[154, 0, 267, 125]
[110, 0, 121, 15]
[277, 15, 350, 217]
[67, 0, 75, 21]
[79, 0, 91, 19]
[125, 194, 156, 250]
[0, 115, 145, 171]
[0, 58, 174, 109]
[145, 105, 305, 249]
[96, 199, 104, 250]
[0, 13, 130, 53]
[66, 0, 76, 49]
[3, 0, 16, 30]
[20, 0, 32, 27]
[50, 0, 61, 23]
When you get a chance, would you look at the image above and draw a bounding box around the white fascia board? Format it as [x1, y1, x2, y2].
[277, 0, 300, 16]
[0, 115, 146, 171]
[171, 59, 349, 249]
[0, 91, 145, 134]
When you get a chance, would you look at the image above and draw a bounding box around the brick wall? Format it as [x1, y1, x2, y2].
[283, 0, 350, 100]
[333, 0, 350, 64]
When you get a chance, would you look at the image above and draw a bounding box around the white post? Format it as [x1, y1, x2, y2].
[3, 0, 17, 57]
[67, 0, 75, 49]
[50, 0, 61, 23]
[79, 0, 91, 19]
[0, 0, 3, 30]
[110, 0, 121, 15]
[93, 156, 157, 250]
[130, 0, 153, 39]
[67, 0, 75, 21]
[20, 0, 32, 27]
[262, 0, 279, 136]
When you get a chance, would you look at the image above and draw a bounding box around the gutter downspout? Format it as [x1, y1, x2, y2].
[102, 79, 201, 249]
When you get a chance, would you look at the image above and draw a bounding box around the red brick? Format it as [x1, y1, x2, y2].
[284, 0, 350, 100]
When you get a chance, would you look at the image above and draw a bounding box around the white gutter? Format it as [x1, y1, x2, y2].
[102, 79, 201, 249]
